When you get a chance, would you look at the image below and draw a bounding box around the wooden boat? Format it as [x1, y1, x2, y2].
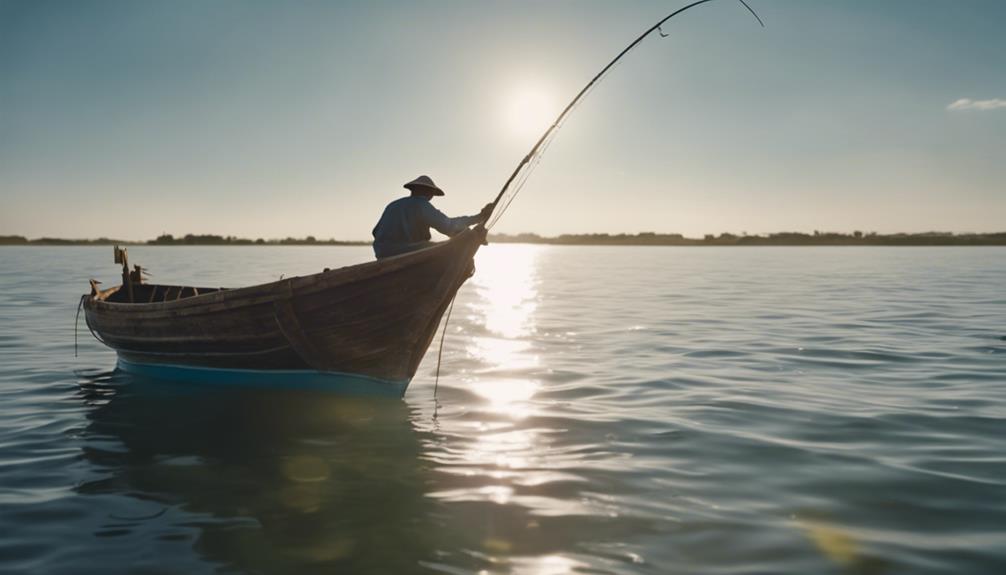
[82, 227, 486, 396]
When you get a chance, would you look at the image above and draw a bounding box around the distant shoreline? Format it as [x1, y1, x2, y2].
[3, 231, 1005, 247]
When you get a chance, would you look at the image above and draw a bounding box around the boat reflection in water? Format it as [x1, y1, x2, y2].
[75, 369, 443, 574]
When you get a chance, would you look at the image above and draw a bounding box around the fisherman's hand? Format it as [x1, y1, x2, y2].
[478, 203, 494, 222]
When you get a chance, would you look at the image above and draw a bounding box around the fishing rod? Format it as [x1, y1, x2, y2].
[434, 0, 762, 399]
[483, 0, 763, 227]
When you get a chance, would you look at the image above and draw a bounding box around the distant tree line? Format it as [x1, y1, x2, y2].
[0, 234, 366, 246]
[146, 233, 368, 246]
[0, 235, 126, 245]
[488, 230, 1006, 246]
[3, 231, 1005, 246]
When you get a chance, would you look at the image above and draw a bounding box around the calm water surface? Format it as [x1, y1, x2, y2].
[1, 245, 1004, 574]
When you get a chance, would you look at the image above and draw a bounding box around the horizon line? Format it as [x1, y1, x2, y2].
[3, 229, 1006, 247]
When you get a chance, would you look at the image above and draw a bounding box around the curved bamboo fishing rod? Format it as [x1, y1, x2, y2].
[483, 0, 763, 226]
[434, 1, 762, 399]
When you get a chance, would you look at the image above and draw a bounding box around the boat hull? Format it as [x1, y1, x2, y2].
[84, 228, 484, 394]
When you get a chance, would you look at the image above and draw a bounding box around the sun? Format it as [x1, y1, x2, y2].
[501, 86, 557, 142]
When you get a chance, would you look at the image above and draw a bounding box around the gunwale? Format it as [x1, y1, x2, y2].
[87, 234, 466, 318]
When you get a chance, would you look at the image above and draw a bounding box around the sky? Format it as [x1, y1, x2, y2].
[1, 0, 1004, 241]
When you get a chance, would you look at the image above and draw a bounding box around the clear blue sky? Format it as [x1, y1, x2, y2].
[1, 0, 1004, 240]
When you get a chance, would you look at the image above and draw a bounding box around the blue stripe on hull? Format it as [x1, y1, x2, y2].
[116, 358, 410, 397]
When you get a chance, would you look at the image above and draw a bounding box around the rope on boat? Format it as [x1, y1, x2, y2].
[74, 295, 85, 358]
[482, 0, 763, 228]
[83, 314, 107, 347]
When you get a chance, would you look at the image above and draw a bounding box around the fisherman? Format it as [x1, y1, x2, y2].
[372, 175, 493, 259]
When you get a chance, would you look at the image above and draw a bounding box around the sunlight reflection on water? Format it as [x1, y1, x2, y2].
[470, 244, 540, 339]
[428, 245, 576, 527]
[466, 245, 542, 409]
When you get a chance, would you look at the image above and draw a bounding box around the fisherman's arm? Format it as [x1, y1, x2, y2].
[423, 202, 491, 237]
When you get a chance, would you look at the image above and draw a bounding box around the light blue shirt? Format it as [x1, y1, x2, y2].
[372, 196, 479, 258]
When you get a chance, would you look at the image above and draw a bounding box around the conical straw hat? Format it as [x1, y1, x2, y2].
[403, 175, 445, 196]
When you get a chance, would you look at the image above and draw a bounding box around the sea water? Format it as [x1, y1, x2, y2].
[0, 245, 1003, 574]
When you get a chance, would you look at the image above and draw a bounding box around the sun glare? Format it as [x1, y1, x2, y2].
[502, 86, 557, 141]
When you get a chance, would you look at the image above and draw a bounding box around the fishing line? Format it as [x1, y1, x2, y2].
[483, 0, 763, 227]
[488, 77, 600, 229]
[489, 95, 600, 227]
[432, 293, 457, 417]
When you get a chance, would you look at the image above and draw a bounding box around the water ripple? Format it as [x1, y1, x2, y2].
[2, 245, 1005, 573]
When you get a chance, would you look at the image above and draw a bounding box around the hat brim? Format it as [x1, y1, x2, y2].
[404, 183, 445, 196]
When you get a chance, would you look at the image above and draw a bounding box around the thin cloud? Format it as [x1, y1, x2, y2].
[947, 98, 1006, 111]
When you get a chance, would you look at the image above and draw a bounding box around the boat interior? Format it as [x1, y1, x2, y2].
[94, 283, 227, 304]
